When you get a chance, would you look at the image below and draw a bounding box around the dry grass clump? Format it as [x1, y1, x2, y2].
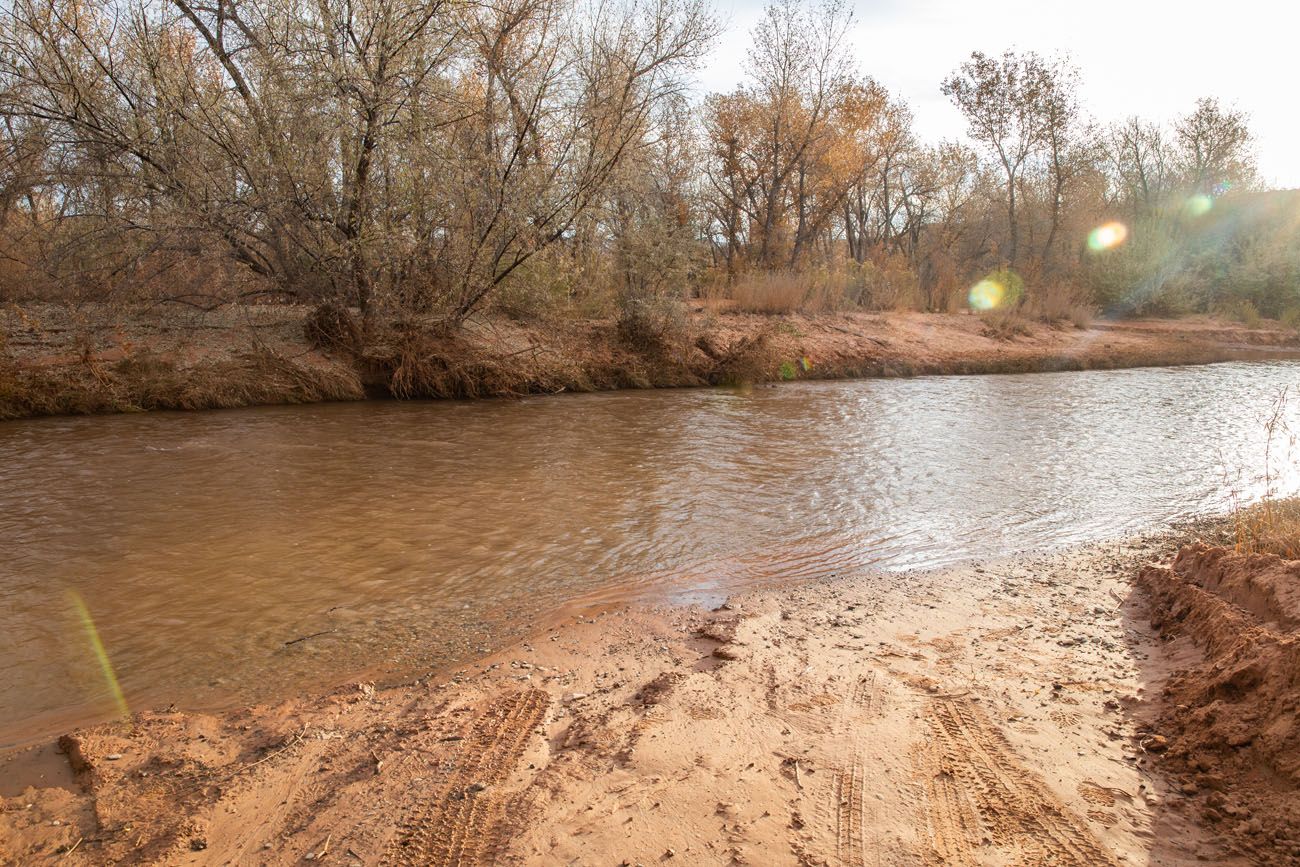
[1227, 387, 1300, 557]
[0, 348, 363, 420]
[304, 302, 364, 354]
[1214, 298, 1263, 329]
[696, 329, 778, 385]
[730, 271, 812, 314]
[1024, 283, 1095, 330]
[980, 309, 1034, 341]
[728, 266, 899, 314]
[379, 329, 534, 399]
[1038, 302, 1094, 330]
[1232, 497, 1300, 559]
[615, 294, 691, 357]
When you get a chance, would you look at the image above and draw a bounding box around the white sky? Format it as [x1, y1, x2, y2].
[693, 0, 1298, 188]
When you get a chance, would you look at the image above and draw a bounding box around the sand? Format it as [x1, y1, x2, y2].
[3, 532, 1277, 865]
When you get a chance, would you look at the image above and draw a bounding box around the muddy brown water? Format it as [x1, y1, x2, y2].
[2, 361, 1299, 748]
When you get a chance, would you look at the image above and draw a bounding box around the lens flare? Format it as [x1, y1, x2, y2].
[799, 355, 812, 372]
[968, 278, 1005, 311]
[68, 589, 130, 721]
[1086, 222, 1128, 252]
[1186, 194, 1213, 217]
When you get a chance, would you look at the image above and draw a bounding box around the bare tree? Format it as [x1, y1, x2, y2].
[942, 50, 1054, 269]
[1175, 97, 1255, 196]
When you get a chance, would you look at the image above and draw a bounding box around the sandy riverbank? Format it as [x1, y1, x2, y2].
[3, 303, 1299, 420]
[4, 530, 1293, 865]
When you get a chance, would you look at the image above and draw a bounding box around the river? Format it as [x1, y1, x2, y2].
[2, 361, 1298, 746]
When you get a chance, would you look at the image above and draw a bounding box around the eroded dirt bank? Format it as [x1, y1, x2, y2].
[1140, 544, 1300, 865]
[3, 536, 1281, 866]
[4, 303, 1299, 420]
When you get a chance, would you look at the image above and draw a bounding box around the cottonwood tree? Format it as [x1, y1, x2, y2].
[703, 0, 854, 271]
[1175, 97, 1255, 196]
[941, 50, 1055, 269]
[1036, 57, 1091, 267]
[1104, 117, 1176, 218]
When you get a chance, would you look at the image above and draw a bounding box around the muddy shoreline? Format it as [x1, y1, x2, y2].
[3, 526, 1291, 865]
[4, 304, 1299, 421]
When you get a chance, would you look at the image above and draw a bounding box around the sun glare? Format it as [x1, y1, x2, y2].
[1086, 221, 1129, 252]
[968, 278, 1005, 310]
[1186, 194, 1214, 217]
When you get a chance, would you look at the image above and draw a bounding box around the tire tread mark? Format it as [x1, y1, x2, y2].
[919, 697, 1120, 867]
[384, 689, 549, 867]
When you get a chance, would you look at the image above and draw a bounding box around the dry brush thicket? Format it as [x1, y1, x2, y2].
[0, 0, 1295, 337]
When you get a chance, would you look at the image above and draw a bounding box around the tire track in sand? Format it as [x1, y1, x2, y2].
[832, 761, 866, 867]
[385, 689, 550, 866]
[830, 669, 887, 866]
[918, 697, 1120, 866]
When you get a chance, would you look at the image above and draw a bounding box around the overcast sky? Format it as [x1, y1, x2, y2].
[693, 0, 1296, 188]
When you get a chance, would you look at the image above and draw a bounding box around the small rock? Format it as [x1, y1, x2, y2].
[1142, 735, 1168, 753]
[105, 753, 123, 760]
[467, 781, 487, 794]
[190, 838, 208, 851]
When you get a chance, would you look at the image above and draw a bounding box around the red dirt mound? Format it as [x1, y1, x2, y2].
[1140, 542, 1300, 864]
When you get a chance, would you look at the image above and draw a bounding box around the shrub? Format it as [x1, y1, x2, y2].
[615, 291, 690, 355]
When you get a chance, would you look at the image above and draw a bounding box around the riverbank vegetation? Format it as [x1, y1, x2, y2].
[1, 0, 1298, 419]
[3, 304, 1299, 419]
[1, 0, 1295, 332]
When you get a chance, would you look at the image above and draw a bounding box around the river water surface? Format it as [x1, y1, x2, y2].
[3, 361, 1299, 745]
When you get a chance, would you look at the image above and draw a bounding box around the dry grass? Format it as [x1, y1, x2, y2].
[729, 271, 814, 314]
[0, 348, 363, 420]
[1227, 387, 1300, 557]
[1215, 299, 1264, 329]
[1232, 498, 1300, 558]
[980, 309, 1034, 341]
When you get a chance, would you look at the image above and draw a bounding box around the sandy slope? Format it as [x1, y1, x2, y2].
[0, 538, 1251, 865]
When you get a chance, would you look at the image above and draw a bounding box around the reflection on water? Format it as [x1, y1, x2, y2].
[2, 361, 1298, 743]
